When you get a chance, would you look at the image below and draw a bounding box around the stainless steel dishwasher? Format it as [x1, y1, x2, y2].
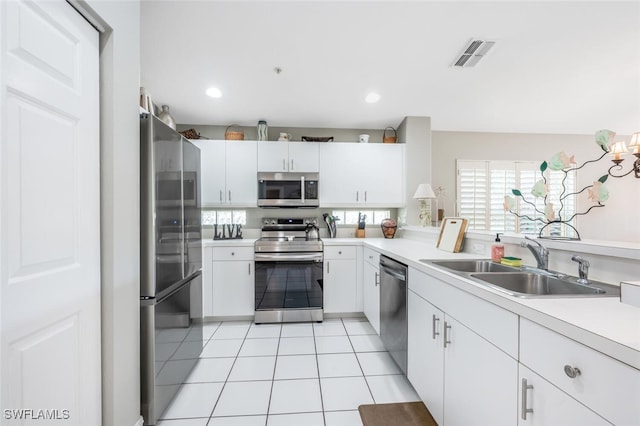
[379, 255, 408, 374]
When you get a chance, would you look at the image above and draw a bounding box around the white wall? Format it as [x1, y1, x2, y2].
[397, 116, 432, 226]
[82, 1, 141, 425]
[432, 131, 640, 243]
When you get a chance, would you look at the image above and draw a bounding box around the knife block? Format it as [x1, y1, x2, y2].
[355, 229, 366, 238]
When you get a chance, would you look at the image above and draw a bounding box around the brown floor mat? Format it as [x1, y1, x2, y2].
[358, 401, 438, 426]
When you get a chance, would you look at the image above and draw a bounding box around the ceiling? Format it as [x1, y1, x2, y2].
[140, 1, 640, 135]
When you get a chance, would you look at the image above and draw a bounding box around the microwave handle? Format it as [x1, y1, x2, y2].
[301, 175, 305, 203]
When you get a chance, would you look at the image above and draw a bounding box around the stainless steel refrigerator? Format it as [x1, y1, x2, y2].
[140, 114, 203, 425]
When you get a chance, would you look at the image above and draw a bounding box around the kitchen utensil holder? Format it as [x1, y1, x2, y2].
[355, 229, 366, 238]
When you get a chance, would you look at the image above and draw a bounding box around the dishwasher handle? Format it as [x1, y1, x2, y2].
[380, 264, 407, 282]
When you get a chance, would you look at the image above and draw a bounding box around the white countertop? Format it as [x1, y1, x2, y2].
[205, 236, 640, 369]
[357, 237, 640, 369]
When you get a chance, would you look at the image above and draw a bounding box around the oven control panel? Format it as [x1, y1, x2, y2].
[262, 217, 318, 227]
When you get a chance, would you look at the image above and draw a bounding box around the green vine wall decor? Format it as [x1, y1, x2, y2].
[503, 130, 615, 240]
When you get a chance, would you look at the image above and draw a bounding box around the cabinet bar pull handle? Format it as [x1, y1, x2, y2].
[327, 261, 330, 274]
[220, 190, 223, 202]
[521, 378, 534, 420]
[432, 315, 440, 339]
[283, 159, 286, 170]
[365, 191, 367, 202]
[564, 365, 581, 379]
[228, 190, 231, 202]
[291, 159, 294, 170]
[248, 263, 251, 275]
[356, 191, 359, 202]
[443, 321, 452, 348]
[375, 272, 379, 286]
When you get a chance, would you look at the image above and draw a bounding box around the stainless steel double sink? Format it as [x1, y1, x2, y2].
[420, 259, 620, 298]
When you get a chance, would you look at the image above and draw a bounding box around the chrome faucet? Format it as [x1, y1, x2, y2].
[571, 255, 590, 284]
[520, 236, 549, 270]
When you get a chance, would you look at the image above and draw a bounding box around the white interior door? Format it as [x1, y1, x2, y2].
[1, 0, 101, 424]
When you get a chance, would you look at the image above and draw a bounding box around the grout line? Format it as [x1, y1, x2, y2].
[206, 320, 253, 421]
[344, 318, 377, 405]
[170, 318, 391, 424]
[263, 321, 283, 424]
[313, 316, 327, 426]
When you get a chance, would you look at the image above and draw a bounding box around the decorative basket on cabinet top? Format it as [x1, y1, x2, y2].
[225, 124, 244, 140]
[383, 127, 398, 143]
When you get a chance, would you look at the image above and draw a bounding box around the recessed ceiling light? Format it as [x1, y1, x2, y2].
[206, 87, 222, 98]
[365, 92, 380, 103]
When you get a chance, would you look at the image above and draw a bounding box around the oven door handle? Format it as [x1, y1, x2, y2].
[301, 175, 305, 203]
[255, 252, 323, 262]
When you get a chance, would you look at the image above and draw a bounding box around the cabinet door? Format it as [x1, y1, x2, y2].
[226, 141, 257, 206]
[211, 261, 254, 316]
[257, 141, 289, 172]
[362, 261, 380, 334]
[193, 140, 226, 206]
[288, 142, 319, 172]
[407, 290, 444, 425]
[323, 259, 357, 313]
[203, 248, 214, 316]
[361, 144, 404, 206]
[518, 365, 610, 426]
[319, 143, 361, 206]
[443, 316, 518, 426]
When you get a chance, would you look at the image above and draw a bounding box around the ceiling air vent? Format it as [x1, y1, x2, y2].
[452, 39, 495, 67]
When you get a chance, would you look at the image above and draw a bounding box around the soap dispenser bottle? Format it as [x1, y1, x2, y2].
[491, 233, 504, 263]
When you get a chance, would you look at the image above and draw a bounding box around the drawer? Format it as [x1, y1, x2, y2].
[211, 246, 254, 261]
[520, 318, 640, 425]
[363, 247, 380, 267]
[324, 245, 357, 260]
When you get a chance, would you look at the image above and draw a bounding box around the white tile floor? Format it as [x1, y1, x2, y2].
[157, 318, 420, 426]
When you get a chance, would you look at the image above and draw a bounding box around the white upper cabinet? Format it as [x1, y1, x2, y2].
[257, 141, 319, 172]
[319, 143, 405, 207]
[192, 140, 257, 207]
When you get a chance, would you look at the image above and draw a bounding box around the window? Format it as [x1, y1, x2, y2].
[202, 209, 246, 226]
[331, 210, 392, 225]
[456, 160, 576, 235]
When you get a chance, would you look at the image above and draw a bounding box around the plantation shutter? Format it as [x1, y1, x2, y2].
[489, 161, 517, 232]
[456, 159, 577, 236]
[456, 160, 488, 230]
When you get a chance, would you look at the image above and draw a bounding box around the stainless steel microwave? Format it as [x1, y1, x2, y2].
[257, 172, 319, 208]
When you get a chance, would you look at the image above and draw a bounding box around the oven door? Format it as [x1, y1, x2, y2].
[254, 252, 323, 323]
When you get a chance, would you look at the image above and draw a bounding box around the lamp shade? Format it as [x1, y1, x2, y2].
[413, 183, 436, 199]
[628, 132, 640, 154]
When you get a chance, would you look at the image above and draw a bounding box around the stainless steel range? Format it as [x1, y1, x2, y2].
[254, 217, 324, 323]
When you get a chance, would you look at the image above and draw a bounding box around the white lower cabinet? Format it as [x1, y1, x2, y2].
[408, 290, 445, 424]
[362, 247, 380, 333]
[407, 267, 518, 425]
[323, 245, 358, 313]
[443, 315, 518, 426]
[206, 246, 254, 317]
[520, 318, 640, 426]
[518, 365, 610, 426]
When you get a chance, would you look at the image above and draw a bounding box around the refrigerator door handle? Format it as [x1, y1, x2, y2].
[153, 270, 201, 305]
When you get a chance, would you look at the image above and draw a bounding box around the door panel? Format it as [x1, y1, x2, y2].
[1, 1, 101, 424]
